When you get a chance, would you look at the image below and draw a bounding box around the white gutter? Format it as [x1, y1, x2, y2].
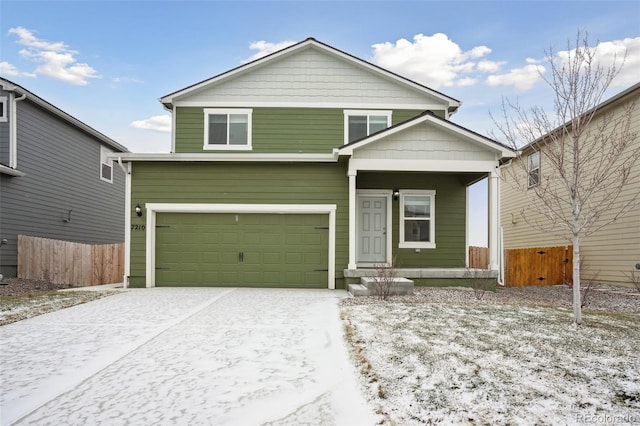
[122, 160, 132, 288]
[113, 152, 338, 163]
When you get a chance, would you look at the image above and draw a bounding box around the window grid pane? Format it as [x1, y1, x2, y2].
[369, 115, 388, 134]
[228, 114, 248, 145]
[348, 115, 368, 143]
[404, 196, 430, 218]
[209, 114, 227, 145]
[404, 220, 430, 242]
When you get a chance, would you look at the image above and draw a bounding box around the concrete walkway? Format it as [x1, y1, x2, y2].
[0, 288, 376, 425]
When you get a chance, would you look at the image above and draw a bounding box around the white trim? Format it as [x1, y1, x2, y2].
[144, 203, 337, 289]
[170, 106, 177, 153]
[100, 146, 114, 183]
[203, 108, 253, 151]
[161, 39, 460, 111]
[356, 190, 393, 266]
[0, 96, 7, 122]
[465, 186, 470, 267]
[123, 162, 132, 288]
[399, 190, 436, 249]
[339, 113, 515, 159]
[174, 100, 447, 111]
[343, 110, 392, 145]
[488, 171, 500, 271]
[348, 172, 357, 269]
[348, 158, 499, 174]
[115, 152, 338, 163]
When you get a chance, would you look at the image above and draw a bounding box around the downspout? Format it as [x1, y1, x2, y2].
[10, 92, 27, 169]
[119, 158, 132, 288]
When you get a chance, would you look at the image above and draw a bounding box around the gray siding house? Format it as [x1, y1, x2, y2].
[0, 78, 128, 278]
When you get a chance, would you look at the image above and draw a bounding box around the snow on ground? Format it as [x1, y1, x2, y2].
[342, 294, 640, 425]
[0, 288, 377, 426]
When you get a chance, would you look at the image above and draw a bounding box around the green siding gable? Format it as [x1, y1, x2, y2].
[174, 107, 425, 153]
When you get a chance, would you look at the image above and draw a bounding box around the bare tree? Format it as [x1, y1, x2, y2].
[492, 31, 640, 325]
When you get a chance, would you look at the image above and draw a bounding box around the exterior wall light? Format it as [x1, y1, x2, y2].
[135, 204, 143, 217]
[393, 190, 400, 201]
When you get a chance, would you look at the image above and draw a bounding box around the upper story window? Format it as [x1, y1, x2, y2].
[0, 96, 7, 122]
[204, 108, 252, 151]
[100, 146, 113, 183]
[528, 151, 540, 187]
[399, 190, 436, 249]
[344, 110, 392, 144]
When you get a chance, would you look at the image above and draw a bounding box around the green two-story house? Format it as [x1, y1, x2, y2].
[116, 38, 515, 289]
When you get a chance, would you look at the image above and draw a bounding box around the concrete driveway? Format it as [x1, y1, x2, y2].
[0, 288, 376, 425]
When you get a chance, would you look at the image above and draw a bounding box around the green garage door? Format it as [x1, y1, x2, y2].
[155, 213, 329, 288]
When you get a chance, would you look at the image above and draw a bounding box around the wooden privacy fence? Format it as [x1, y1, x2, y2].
[469, 246, 489, 269]
[504, 245, 573, 287]
[17, 235, 124, 286]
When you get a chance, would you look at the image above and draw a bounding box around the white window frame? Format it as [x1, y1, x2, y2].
[343, 110, 392, 145]
[100, 146, 113, 183]
[0, 96, 7, 122]
[203, 108, 252, 151]
[399, 190, 436, 249]
[528, 151, 540, 188]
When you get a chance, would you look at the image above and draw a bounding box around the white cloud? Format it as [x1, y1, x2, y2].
[130, 115, 172, 133]
[370, 33, 494, 88]
[485, 64, 546, 91]
[7, 26, 100, 85]
[0, 61, 22, 76]
[477, 60, 505, 73]
[244, 40, 297, 63]
[581, 37, 640, 87]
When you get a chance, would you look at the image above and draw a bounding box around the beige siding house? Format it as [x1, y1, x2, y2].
[500, 82, 640, 287]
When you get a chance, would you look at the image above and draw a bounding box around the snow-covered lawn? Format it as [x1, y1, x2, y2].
[342, 295, 640, 425]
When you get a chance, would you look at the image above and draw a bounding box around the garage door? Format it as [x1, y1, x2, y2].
[155, 213, 329, 288]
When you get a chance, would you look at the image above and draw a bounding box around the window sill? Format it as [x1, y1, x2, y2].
[203, 145, 252, 151]
[399, 242, 436, 249]
[0, 165, 25, 177]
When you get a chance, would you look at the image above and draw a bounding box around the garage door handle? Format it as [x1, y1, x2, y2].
[239, 251, 244, 262]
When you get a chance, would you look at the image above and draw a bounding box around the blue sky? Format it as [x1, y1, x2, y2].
[1, 0, 639, 245]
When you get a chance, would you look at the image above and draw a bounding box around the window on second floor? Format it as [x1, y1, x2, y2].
[344, 110, 392, 144]
[100, 146, 113, 183]
[0, 96, 7, 122]
[528, 151, 540, 188]
[204, 108, 252, 150]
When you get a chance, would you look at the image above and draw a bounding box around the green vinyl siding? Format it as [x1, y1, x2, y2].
[129, 161, 349, 288]
[174, 107, 425, 153]
[357, 172, 468, 268]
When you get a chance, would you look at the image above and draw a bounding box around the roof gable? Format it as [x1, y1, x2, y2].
[339, 112, 515, 160]
[161, 38, 460, 112]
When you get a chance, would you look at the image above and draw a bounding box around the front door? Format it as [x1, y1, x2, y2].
[357, 196, 387, 264]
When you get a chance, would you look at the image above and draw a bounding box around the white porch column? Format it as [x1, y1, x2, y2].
[488, 170, 500, 271]
[348, 171, 357, 269]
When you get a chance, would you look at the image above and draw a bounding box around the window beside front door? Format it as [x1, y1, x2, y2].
[204, 108, 252, 150]
[344, 110, 392, 144]
[399, 190, 436, 249]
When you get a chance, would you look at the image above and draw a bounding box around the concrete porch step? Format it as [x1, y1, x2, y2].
[348, 277, 414, 297]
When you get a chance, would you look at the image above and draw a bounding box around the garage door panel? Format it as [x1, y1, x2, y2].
[155, 212, 328, 288]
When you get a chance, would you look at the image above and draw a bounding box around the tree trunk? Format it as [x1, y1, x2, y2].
[572, 235, 582, 325]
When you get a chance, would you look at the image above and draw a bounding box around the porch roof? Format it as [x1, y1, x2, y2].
[338, 111, 516, 160]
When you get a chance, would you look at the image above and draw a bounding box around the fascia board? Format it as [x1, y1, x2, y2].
[112, 152, 338, 162]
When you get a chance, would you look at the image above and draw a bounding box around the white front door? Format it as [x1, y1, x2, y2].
[357, 196, 387, 264]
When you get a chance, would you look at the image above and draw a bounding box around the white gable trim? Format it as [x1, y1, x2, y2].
[339, 113, 515, 159]
[161, 39, 460, 112]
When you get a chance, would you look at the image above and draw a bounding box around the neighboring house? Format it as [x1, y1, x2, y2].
[116, 38, 515, 289]
[500, 82, 640, 286]
[0, 78, 129, 278]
